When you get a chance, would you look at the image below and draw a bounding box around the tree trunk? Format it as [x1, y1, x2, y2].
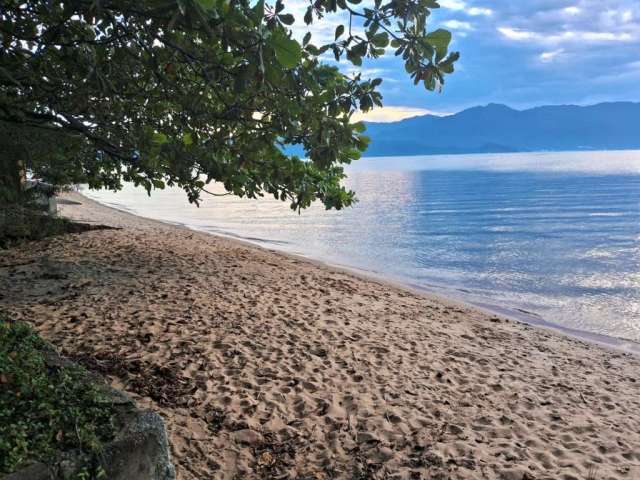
[0, 147, 25, 203]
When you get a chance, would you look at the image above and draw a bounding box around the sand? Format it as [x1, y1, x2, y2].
[1, 192, 639, 480]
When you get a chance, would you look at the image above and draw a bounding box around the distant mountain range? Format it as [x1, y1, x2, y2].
[361, 102, 640, 156]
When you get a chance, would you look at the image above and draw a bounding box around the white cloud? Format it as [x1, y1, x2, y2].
[539, 49, 564, 62]
[351, 106, 450, 122]
[438, 0, 492, 16]
[498, 27, 634, 44]
[468, 7, 493, 16]
[345, 67, 386, 76]
[342, 67, 393, 80]
[493, 1, 640, 52]
[442, 20, 473, 30]
[580, 31, 633, 41]
[498, 27, 535, 40]
[285, 0, 354, 45]
[438, 0, 467, 10]
[563, 6, 581, 15]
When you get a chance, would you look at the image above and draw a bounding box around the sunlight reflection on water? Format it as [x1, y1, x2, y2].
[84, 150, 640, 342]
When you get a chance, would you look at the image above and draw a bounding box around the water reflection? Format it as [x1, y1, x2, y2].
[84, 151, 640, 342]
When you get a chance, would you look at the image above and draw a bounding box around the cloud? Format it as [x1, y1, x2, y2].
[563, 6, 581, 15]
[443, 20, 473, 31]
[344, 67, 387, 77]
[272, 0, 640, 114]
[498, 27, 535, 41]
[498, 27, 636, 44]
[498, 27, 635, 45]
[438, 0, 467, 10]
[539, 49, 564, 62]
[467, 7, 493, 16]
[351, 106, 450, 122]
[342, 67, 399, 82]
[492, 1, 640, 47]
[438, 0, 492, 16]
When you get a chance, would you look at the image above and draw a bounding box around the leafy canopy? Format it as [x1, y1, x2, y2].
[0, 0, 458, 209]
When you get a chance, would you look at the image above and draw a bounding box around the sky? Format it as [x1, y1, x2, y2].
[291, 0, 640, 121]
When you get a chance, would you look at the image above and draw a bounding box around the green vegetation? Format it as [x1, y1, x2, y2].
[1, 0, 457, 210]
[0, 314, 116, 477]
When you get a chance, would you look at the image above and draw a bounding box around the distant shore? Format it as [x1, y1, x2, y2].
[1, 191, 639, 479]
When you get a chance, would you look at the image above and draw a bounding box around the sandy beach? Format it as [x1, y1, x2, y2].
[1, 192, 639, 480]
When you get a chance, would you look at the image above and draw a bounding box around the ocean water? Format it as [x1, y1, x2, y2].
[83, 150, 640, 344]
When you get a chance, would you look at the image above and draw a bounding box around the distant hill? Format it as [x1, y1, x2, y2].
[361, 102, 640, 156]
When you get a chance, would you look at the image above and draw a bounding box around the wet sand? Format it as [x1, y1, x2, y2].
[1, 192, 639, 480]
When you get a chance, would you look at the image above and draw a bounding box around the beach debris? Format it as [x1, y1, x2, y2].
[257, 451, 275, 467]
[205, 408, 226, 434]
[252, 431, 298, 477]
[70, 352, 195, 407]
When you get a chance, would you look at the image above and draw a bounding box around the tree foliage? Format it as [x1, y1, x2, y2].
[0, 0, 458, 209]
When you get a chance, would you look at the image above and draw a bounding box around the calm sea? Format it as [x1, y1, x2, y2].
[84, 151, 640, 345]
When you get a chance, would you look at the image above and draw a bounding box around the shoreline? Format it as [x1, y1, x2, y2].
[3, 191, 640, 479]
[80, 190, 640, 356]
[357, 147, 640, 159]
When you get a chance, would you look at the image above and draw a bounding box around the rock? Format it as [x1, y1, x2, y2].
[2, 353, 176, 480]
[504, 451, 518, 462]
[102, 410, 176, 480]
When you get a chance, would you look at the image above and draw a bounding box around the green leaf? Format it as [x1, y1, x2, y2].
[5, 0, 458, 212]
[352, 41, 367, 57]
[152, 132, 168, 144]
[252, 0, 264, 20]
[271, 31, 302, 68]
[304, 7, 313, 24]
[347, 50, 362, 66]
[278, 13, 295, 25]
[152, 179, 165, 189]
[353, 121, 366, 133]
[196, 0, 215, 10]
[426, 28, 451, 62]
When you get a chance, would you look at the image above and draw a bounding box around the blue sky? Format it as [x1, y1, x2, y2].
[294, 0, 640, 121]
